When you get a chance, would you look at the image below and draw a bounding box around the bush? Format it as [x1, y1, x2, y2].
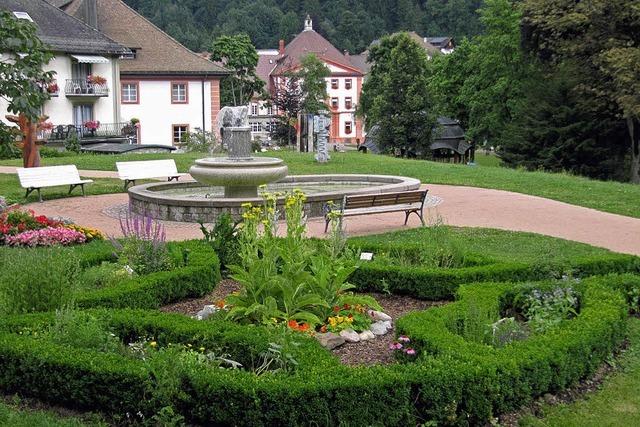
[0, 276, 630, 426]
[63, 132, 81, 153]
[199, 213, 240, 271]
[0, 247, 80, 315]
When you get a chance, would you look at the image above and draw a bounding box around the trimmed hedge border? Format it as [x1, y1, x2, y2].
[350, 253, 640, 299]
[73, 240, 221, 309]
[0, 276, 631, 426]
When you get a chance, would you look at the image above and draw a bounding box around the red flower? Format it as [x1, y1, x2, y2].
[287, 319, 298, 329]
[333, 306, 340, 313]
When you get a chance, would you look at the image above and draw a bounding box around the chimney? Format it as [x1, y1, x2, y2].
[278, 39, 285, 55]
[85, 0, 98, 29]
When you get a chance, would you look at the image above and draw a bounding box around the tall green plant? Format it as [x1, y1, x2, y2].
[225, 190, 374, 329]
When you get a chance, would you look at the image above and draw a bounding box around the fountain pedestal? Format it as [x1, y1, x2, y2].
[189, 126, 288, 198]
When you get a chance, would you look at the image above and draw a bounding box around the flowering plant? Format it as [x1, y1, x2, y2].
[87, 74, 107, 85]
[389, 335, 418, 361]
[0, 207, 61, 242]
[47, 82, 59, 93]
[84, 120, 100, 131]
[320, 304, 372, 333]
[64, 224, 106, 241]
[5, 226, 86, 247]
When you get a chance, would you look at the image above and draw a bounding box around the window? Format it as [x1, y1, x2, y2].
[345, 79, 352, 90]
[331, 97, 339, 109]
[251, 104, 259, 115]
[73, 104, 93, 127]
[12, 11, 33, 21]
[172, 124, 189, 144]
[267, 106, 273, 115]
[344, 121, 353, 135]
[345, 97, 352, 109]
[121, 82, 139, 104]
[251, 122, 261, 132]
[171, 82, 188, 103]
[331, 79, 339, 89]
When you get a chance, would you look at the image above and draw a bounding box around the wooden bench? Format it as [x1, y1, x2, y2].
[116, 159, 187, 189]
[17, 165, 93, 202]
[325, 189, 429, 232]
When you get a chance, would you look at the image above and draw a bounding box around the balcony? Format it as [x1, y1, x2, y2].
[64, 79, 109, 98]
[45, 122, 136, 143]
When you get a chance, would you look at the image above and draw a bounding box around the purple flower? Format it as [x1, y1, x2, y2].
[398, 335, 410, 343]
[404, 348, 416, 356]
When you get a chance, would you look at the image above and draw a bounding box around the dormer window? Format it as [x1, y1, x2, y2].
[12, 11, 33, 21]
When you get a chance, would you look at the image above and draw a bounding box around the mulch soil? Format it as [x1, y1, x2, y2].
[160, 281, 448, 366]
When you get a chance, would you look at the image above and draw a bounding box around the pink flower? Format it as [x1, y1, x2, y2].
[398, 335, 411, 343]
[389, 342, 403, 350]
[404, 348, 416, 356]
[5, 227, 86, 247]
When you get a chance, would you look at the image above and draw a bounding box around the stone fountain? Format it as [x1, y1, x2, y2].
[189, 106, 288, 198]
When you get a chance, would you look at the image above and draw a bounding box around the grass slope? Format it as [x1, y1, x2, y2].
[1, 151, 639, 217]
[519, 318, 640, 427]
[0, 399, 105, 427]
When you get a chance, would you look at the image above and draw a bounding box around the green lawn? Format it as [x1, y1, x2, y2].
[0, 174, 125, 204]
[348, 226, 615, 264]
[0, 399, 105, 427]
[1, 151, 639, 218]
[519, 317, 640, 427]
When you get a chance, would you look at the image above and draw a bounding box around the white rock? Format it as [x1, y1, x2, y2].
[339, 329, 360, 343]
[195, 305, 218, 320]
[315, 332, 345, 350]
[370, 321, 390, 336]
[359, 330, 376, 341]
[382, 320, 392, 330]
[368, 310, 392, 322]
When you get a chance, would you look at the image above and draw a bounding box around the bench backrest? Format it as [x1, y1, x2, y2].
[343, 190, 427, 210]
[116, 159, 179, 180]
[17, 165, 82, 188]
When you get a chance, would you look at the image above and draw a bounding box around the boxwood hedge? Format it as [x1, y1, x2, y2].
[0, 276, 631, 426]
[72, 240, 221, 309]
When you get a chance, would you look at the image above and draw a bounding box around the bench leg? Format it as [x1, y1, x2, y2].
[324, 218, 330, 233]
[25, 187, 42, 202]
[404, 209, 426, 226]
[124, 179, 135, 191]
[168, 176, 179, 182]
[81, 183, 86, 197]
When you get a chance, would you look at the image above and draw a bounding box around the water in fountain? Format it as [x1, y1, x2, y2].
[189, 106, 288, 198]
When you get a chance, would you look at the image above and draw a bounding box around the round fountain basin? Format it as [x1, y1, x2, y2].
[128, 174, 421, 223]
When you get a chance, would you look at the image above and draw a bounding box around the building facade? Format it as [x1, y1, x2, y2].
[252, 16, 366, 145]
[59, 0, 228, 146]
[0, 1, 128, 137]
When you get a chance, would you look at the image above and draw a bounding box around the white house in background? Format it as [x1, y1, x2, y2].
[58, 0, 229, 146]
[0, 0, 128, 137]
[250, 16, 367, 145]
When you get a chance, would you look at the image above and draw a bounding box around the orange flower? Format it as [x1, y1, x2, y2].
[297, 323, 310, 332]
[287, 319, 298, 329]
[214, 299, 226, 309]
[320, 325, 327, 333]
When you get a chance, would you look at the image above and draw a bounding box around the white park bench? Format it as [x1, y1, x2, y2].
[116, 159, 187, 189]
[17, 165, 93, 202]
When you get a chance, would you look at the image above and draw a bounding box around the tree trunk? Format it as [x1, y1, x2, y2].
[628, 117, 640, 184]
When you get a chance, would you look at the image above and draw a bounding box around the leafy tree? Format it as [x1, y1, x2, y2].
[498, 63, 629, 180]
[0, 11, 54, 167]
[270, 76, 303, 145]
[359, 32, 434, 156]
[428, 0, 533, 144]
[296, 54, 330, 114]
[210, 34, 263, 106]
[522, 0, 640, 183]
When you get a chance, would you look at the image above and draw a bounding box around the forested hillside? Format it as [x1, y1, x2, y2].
[123, 0, 484, 53]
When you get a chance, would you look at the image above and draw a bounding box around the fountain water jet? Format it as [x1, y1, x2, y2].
[188, 106, 288, 198]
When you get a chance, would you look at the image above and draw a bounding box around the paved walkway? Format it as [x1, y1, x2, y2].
[18, 183, 640, 256]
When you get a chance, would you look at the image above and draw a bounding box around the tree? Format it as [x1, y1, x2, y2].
[428, 0, 533, 144]
[297, 54, 330, 114]
[498, 63, 628, 180]
[522, 0, 640, 183]
[270, 76, 304, 145]
[359, 32, 434, 156]
[0, 11, 54, 167]
[210, 34, 263, 106]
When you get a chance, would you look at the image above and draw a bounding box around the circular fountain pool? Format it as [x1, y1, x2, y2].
[128, 174, 421, 222]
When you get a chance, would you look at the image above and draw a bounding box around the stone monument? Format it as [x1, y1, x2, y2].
[314, 114, 331, 163]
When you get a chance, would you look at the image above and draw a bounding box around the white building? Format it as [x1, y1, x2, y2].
[59, 0, 229, 146]
[0, 0, 128, 137]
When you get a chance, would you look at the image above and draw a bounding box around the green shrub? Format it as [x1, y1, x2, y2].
[63, 132, 81, 153]
[0, 276, 630, 426]
[0, 247, 80, 315]
[199, 213, 240, 271]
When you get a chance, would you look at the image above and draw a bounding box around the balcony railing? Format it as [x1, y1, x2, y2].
[64, 79, 109, 97]
[45, 122, 136, 141]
